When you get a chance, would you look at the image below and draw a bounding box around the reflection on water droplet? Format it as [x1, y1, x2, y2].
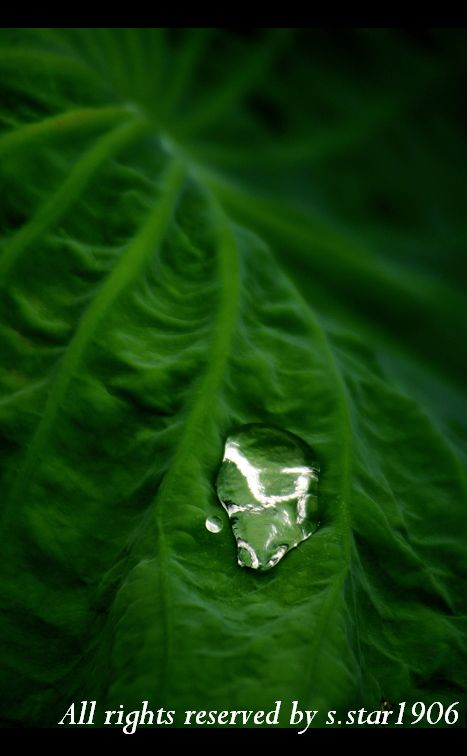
[205, 515, 223, 533]
[216, 423, 319, 571]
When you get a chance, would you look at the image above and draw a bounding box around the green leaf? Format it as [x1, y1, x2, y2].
[0, 28, 466, 728]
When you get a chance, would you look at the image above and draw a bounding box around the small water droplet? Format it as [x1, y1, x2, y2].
[205, 515, 223, 534]
[216, 423, 320, 571]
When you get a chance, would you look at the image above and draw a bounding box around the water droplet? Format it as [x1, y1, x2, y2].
[205, 515, 223, 533]
[216, 423, 319, 571]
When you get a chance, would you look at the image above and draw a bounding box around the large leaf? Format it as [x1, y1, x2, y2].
[0, 28, 466, 728]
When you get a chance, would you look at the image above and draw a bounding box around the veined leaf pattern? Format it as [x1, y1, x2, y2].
[0, 28, 466, 728]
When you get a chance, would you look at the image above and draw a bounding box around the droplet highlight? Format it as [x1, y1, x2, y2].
[205, 515, 223, 533]
[216, 423, 319, 571]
